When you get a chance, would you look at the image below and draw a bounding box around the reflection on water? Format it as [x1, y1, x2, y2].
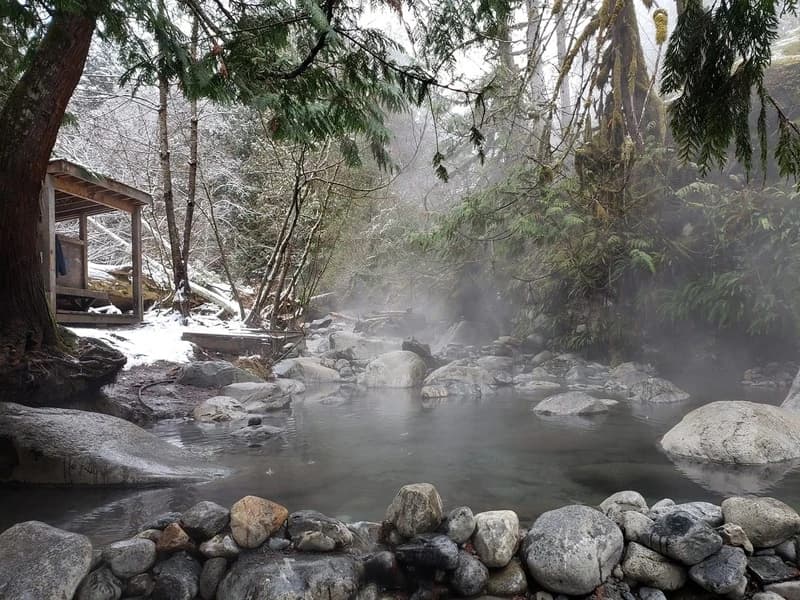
[1, 384, 799, 544]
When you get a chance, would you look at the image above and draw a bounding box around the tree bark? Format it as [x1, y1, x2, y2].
[0, 11, 96, 370]
[157, 71, 189, 316]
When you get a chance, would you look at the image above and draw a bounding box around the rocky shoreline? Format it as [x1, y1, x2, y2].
[3, 483, 800, 600]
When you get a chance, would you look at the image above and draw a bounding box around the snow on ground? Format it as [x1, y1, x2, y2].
[68, 310, 218, 369]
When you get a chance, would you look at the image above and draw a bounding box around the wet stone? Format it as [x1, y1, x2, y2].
[199, 533, 240, 559]
[396, 534, 459, 570]
[76, 567, 122, 600]
[181, 500, 230, 540]
[748, 555, 800, 584]
[643, 510, 722, 565]
[450, 551, 488, 596]
[363, 550, 407, 589]
[152, 552, 201, 600]
[688, 546, 748, 596]
[199, 557, 228, 600]
[102, 538, 156, 579]
[144, 512, 182, 530]
[446, 506, 476, 544]
[124, 573, 155, 597]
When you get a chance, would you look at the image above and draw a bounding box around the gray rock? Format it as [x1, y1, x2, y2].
[193, 396, 247, 422]
[346, 521, 382, 553]
[619, 510, 654, 543]
[477, 356, 514, 373]
[144, 512, 183, 530]
[273, 357, 341, 383]
[621, 541, 687, 590]
[329, 331, 401, 360]
[600, 490, 648, 520]
[218, 551, 360, 600]
[628, 377, 690, 403]
[199, 533, 240, 559]
[755, 593, 789, 600]
[638, 588, 667, 600]
[722, 496, 800, 547]
[268, 536, 291, 551]
[650, 498, 675, 511]
[522, 505, 624, 595]
[0, 403, 222, 485]
[102, 538, 156, 578]
[362, 351, 427, 388]
[230, 422, 286, 445]
[473, 510, 519, 568]
[385, 483, 443, 538]
[718, 522, 754, 554]
[446, 506, 476, 544]
[76, 567, 122, 600]
[661, 401, 800, 463]
[451, 551, 488, 596]
[288, 510, 353, 551]
[688, 545, 748, 595]
[177, 360, 262, 387]
[363, 551, 407, 589]
[124, 573, 154, 597]
[648, 502, 723, 527]
[533, 391, 612, 416]
[221, 381, 288, 404]
[181, 500, 230, 540]
[766, 581, 800, 600]
[152, 552, 201, 600]
[396, 534, 459, 570]
[421, 361, 497, 398]
[748, 555, 800, 584]
[776, 538, 798, 564]
[642, 510, 722, 565]
[486, 559, 528, 596]
[200, 557, 228, 600]
[0, 520, 93, 600]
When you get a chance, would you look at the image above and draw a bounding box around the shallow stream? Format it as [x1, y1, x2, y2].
[2, 381, 798, 544]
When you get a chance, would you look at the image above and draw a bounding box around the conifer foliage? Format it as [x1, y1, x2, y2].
[662, 0, 800, 180]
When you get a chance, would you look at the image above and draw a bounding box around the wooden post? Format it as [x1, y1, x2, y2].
[79, 214, 88, 289]
[38, 175, 56, 311]
[131, 206, 143, 321]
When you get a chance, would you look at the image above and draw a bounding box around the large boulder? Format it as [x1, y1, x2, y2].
[217, 551, 360, 600]
[361, 351, 427, 388]
[0, 521, 93, 600]
[0, 402, 223, 485]
[221, 381, 296, 404]
[533, 391, 614, 416]
[522, 505, 624, 595]
[421, 361, 497, 398]
[272, 358, 341, 383]
[385, 483, 443, 538]
[660, 401, 800, 464]
[192, 396, 247, 422]
[176, 361, 262, 387]
[722, 496, 800, 547]
[329, 331, 401, 360]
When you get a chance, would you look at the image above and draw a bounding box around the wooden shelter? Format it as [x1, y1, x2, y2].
[38, 159, 151, 325]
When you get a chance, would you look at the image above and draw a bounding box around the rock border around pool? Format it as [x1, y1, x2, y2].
[3, 484, 800, 600]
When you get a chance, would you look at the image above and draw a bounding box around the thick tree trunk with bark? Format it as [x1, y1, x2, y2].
[0, 12, 95, 368]
[0, 10, 125, 400]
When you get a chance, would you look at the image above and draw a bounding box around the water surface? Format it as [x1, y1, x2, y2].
[2, 382, 797, 544]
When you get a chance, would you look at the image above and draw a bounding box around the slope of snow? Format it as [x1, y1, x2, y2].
[69, 312, 198, 369]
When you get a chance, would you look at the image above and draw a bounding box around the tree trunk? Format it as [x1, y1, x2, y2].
[179, 16, 199, 318]
[157, 71, 189, 316]
[0, 11, 96, 370]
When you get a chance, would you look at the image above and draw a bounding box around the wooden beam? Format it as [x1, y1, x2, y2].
[52, 175, 137, 214]
[56, 311, 139, 326]
[39, 175, 56, 311]
[131, 206, 143, 321]
[79, 214, 88, 289]
[48, 159, 152, 205]
[56, 205, 114, 221]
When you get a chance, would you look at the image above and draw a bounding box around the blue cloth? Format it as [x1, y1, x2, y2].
[55, 237, 67, 276]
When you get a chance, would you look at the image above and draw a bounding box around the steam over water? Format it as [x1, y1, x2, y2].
[2, 381, 799, 545]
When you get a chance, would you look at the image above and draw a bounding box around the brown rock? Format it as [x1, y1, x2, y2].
[156, 523, 196, 553]
[230, 495, 289, 548]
